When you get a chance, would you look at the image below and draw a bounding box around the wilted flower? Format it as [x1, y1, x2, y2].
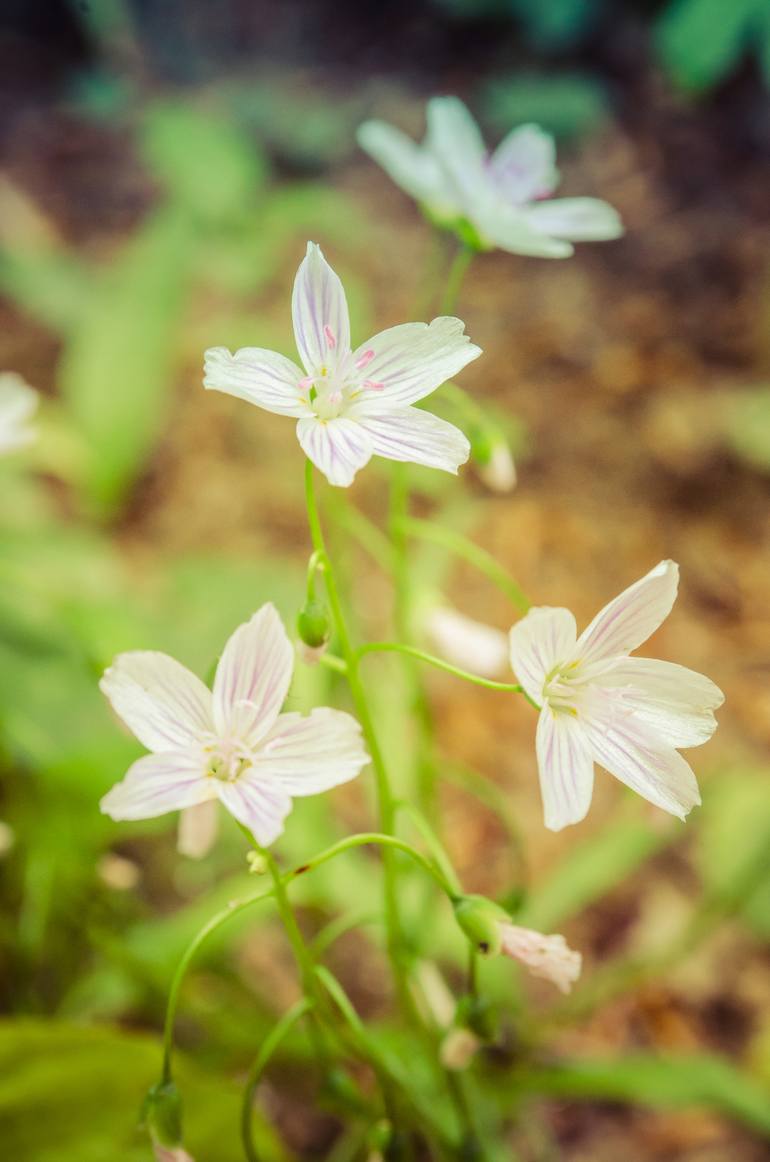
[204, 242, 481, 487]
[424, 604, 508, 679]
[358, 97, 623, 259]
[508, 560, 724, 831]
[0, 372, 38, 454]
[100, 604, 369, 846]
[498, 923, 581, 994]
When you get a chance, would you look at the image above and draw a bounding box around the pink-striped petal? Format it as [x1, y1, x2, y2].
[349, 318, 481, 411]
[216, 777, 292, 847]
[596, 657, 723, 749]
[100, 750, 213, 820]
[100, 652, 213, 753]
[212, 604, 294, 744]
[255, 708, 368, 795]
[535, 709, 595, 831]
[584, 691, 701, 820]
[357, 407, 470, 474]
[498, 922, 582, 993]
[296, 415, 373, 487]
[508, 607, 578, 706]
[574, 560, 679, 665]
[203, 346, 308, 416]
[291, 242, 351, 375]
[489, 124, 559, 204]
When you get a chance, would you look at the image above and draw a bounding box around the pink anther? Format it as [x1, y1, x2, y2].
[298, 375, 314, 391]
[355, 348, 375, 370]
[323, 325, 336, 349]
[363, 379, 385, 392]
[327, 389, 343, 405]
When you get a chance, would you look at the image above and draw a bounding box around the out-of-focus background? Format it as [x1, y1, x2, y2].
[1, 2, 769, 1159]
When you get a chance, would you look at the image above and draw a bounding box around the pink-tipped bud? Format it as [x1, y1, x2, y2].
[323, 325, 336, 349]
[498, 923, 581, 994]
[355, 348, 375, 370]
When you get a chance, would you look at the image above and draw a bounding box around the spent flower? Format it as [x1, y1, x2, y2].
[100, 603, 369, 846]
[358, 97, 623, 258]
[509, 560, 724, 831]
[204, 242, 481, 487]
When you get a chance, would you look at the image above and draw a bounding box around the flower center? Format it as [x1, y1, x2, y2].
[542, 661, 585, 716]
[299, 328, 384, 420]
[203, 737, 252, 782]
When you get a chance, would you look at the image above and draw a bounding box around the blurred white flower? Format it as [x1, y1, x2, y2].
[509, 560, 724, 831]
[204, 242, 481, 487]
[424, 605, 509, 679]
[498, 922, 581, 994]
[477, 438, 517, 493]
[100, 604, 369, 846]
[358, 97, 623, 259]
[177, 798, 219, 859]
[0, 372, 38, 454]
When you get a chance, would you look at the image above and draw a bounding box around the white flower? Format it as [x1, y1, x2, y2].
[204, 242, 481, 487]
[100, 604, 369, 846]
[477, 439, 517, 493]
[509, 560, 724, 831]
[424, 605, 509, 679]
[0, 372, 38, 454]
[498, 922, 581, 994]
[358, 97, 623, 259]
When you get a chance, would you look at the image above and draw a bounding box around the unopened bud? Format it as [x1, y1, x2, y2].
[453, 895, 508, 956]
[246, 851, 267, 874]
[470, 425, 516, 494]
[440, 1027, 481, 1071]
[142, 1081, 182, 1152]
[297, 600, 331, 650]
[455, 993, 497, 1042]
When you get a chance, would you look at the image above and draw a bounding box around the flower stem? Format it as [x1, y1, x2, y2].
[241, 997, 313, 1162]
[441, 245, 474, 315]
[358, 640, 533, 699]
[303, 458, 415, 1014]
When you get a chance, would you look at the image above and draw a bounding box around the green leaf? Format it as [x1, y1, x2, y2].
[518, 1053, 770, 1135]
[697, 769, 770, 935]
[59, 206, 193, 515]
[0, 1019, 285, 1161]
[481, 72, 610, 141]
[656, 0, 757, 94]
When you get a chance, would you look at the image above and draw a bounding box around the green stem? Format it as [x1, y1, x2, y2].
[241, 998, 313, 1162]
[303, 459, 412, 1013]
[441, 245, 474, 315]
[358, 640, 534, 701]
[393, 800, 462, 897]
[399, 516, 530, 613]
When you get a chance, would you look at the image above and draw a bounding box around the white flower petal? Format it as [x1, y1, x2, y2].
[177, 799, 219, 858]
[472, 196, 574, 258]
[498, 922, 582, 993]
[291, 242, 351, 374]
[296, 415, 373, 487]
[356, 120, 458, 218]
[508, 607, 578, 705]
[522, 198, 624, 242]
[535, 709, 595, 831]
[425, 607, 509, 678]
[489, 124, 559, 204]
[100, 750, 213, 820]
[203, 346, 308, 417]
[585, 691, 701, 820]
[427, 96, 488, 205]
[100, 652, 214, 753]
[358, 407, 470, 475]
[596, 657, 723, 749]
[216, 777, 292, 847]
[350, 317, 481, 411]
[575, 560, 679, 665]
[255, 708, 368, 795]
[213, 604, 294, 744]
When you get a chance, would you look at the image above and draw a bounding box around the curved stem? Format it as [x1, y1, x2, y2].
[358, 640, 533, 700]
[241, 998, 313, 1162]
[393, 800, 462, 897]
[304, 459, 412, 1014]
[399, 516, 530, 613]
[441, 245, 474, 315]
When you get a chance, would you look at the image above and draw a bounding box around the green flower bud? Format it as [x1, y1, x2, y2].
[142, 1081, 182, 1150]
[296, 600, 330, 649]
[453, 894, 509, 956]
[455, 993, 498, 1042]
